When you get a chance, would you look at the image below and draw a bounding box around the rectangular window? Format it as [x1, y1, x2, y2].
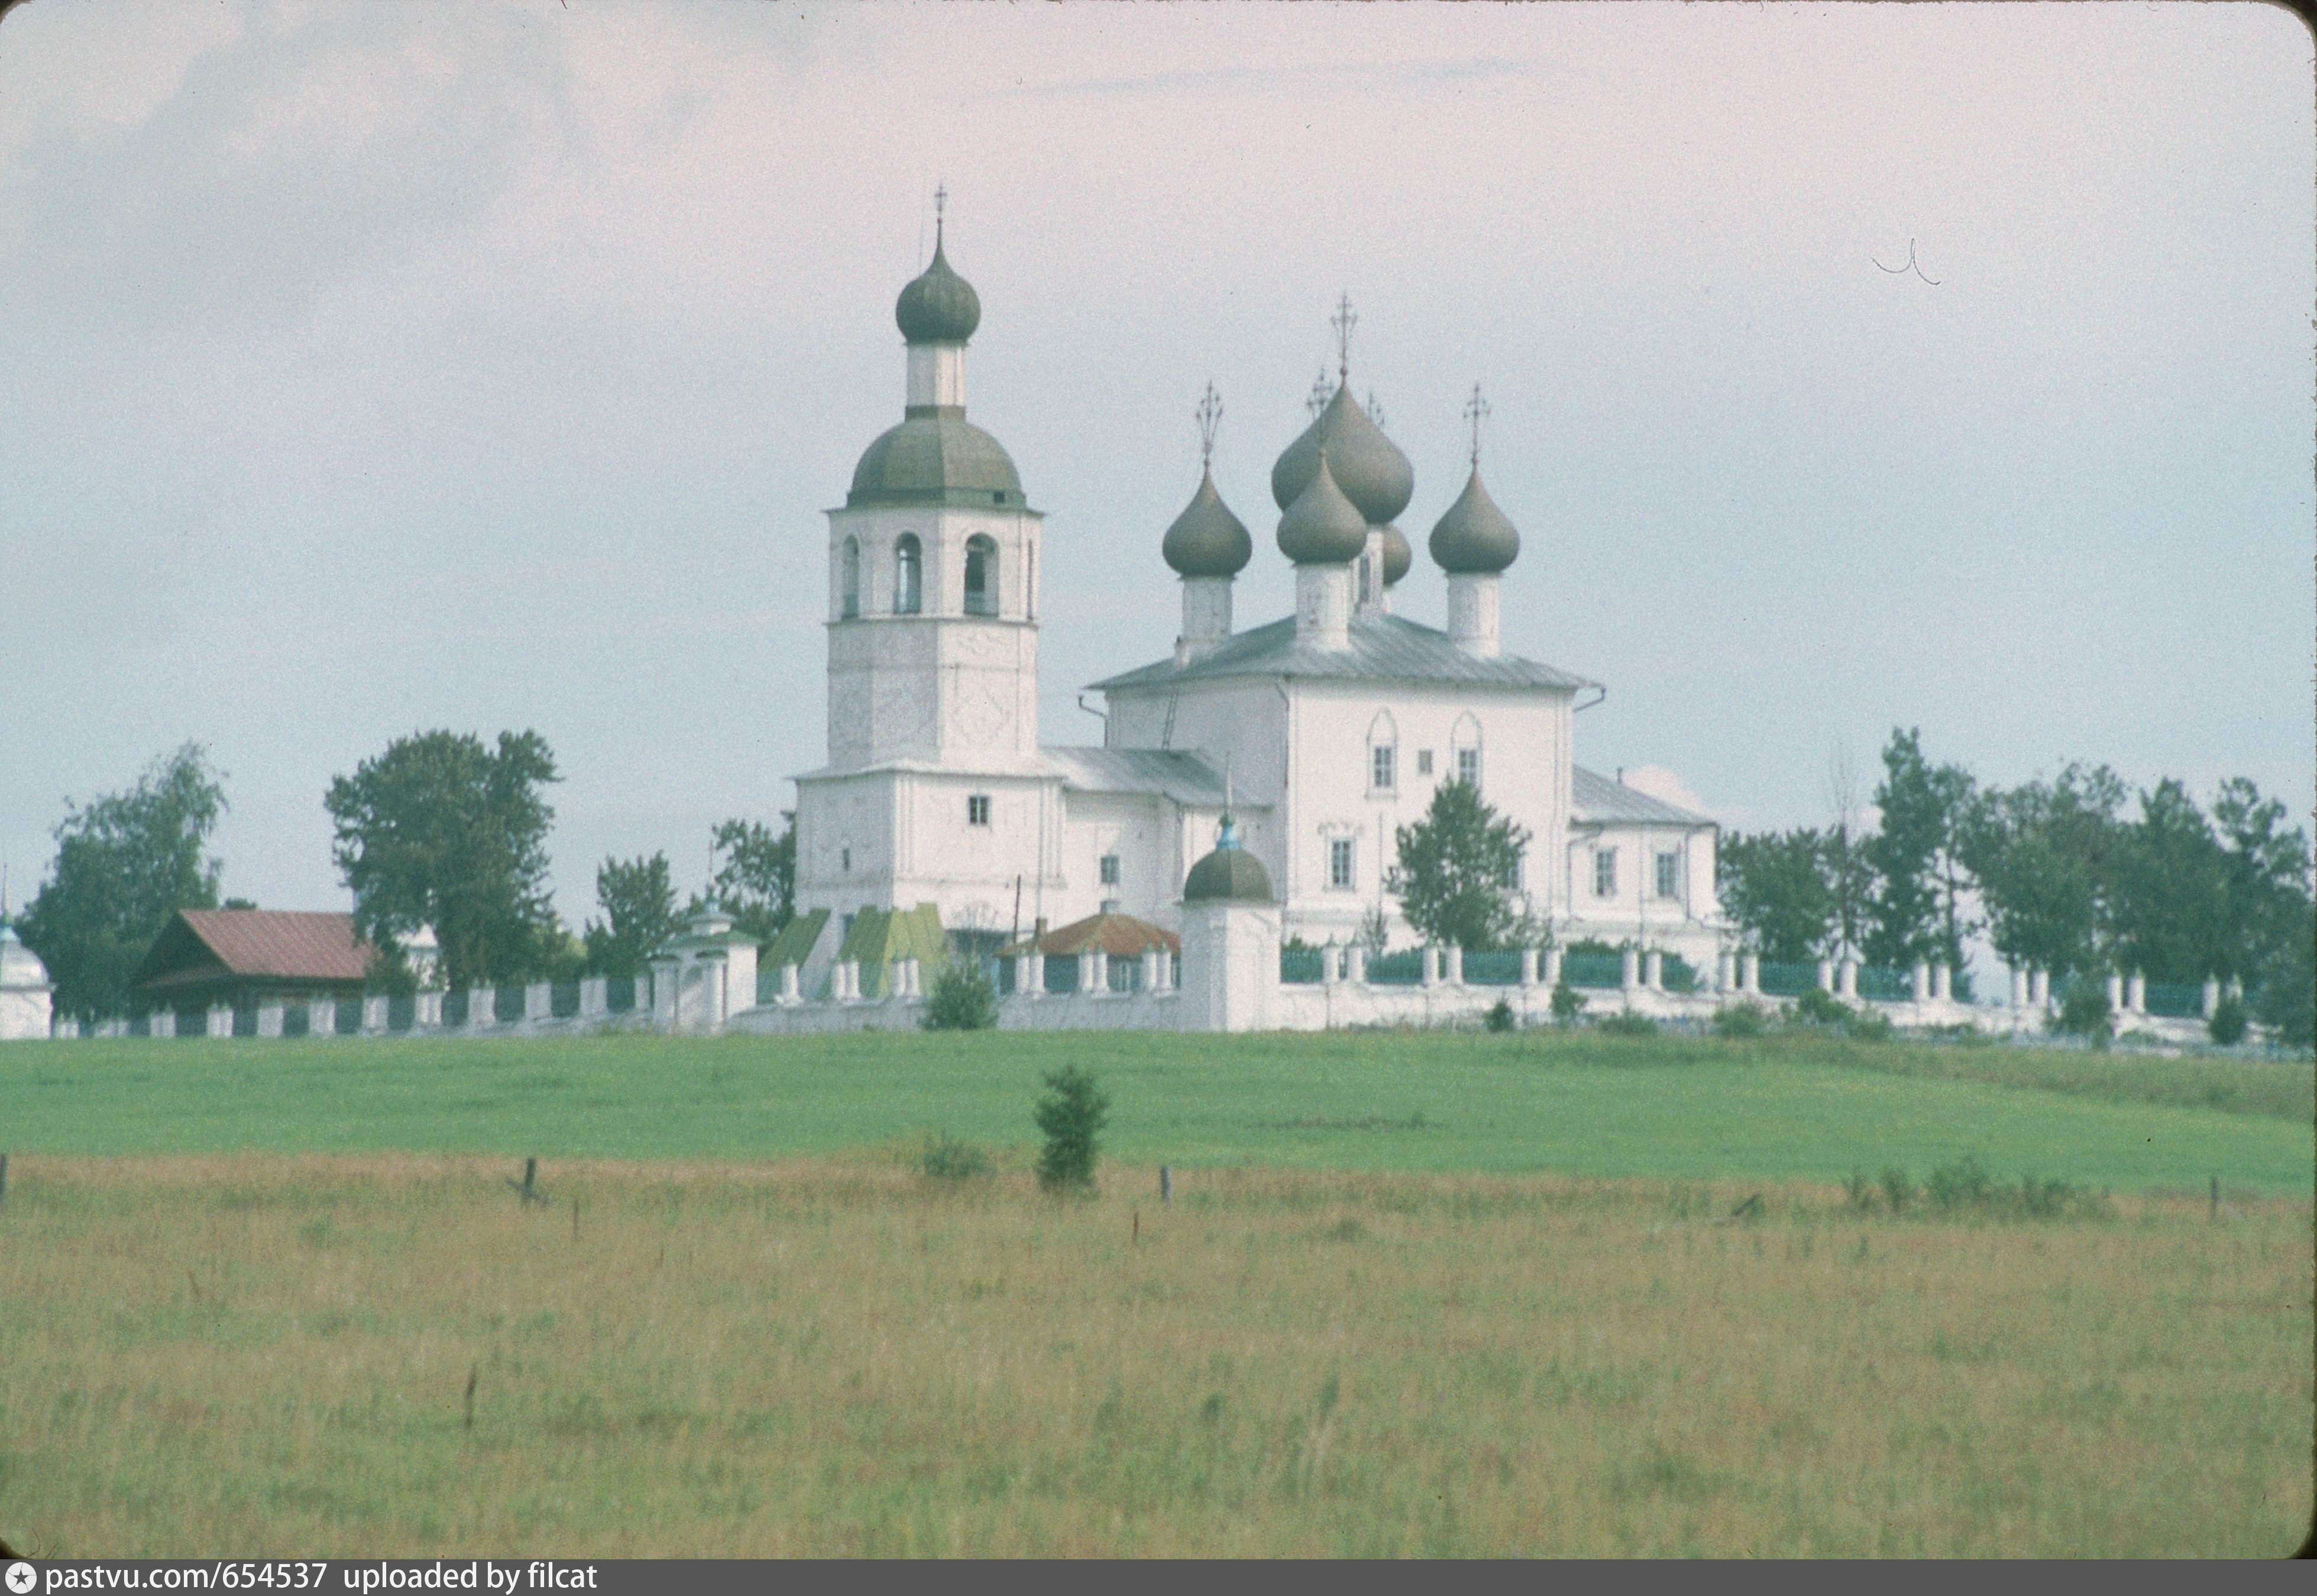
[967, 795, 991, 826]
[1457, 747, 1480, 786]
[1371, 743, 1395, 792]
[1655, 850, 1680, 899]
[1594, 848, 1617, 899]
[1328, 837, 1355, 890]
[1416, 750, 1433, 776]
[1099, 853, 1120, 886]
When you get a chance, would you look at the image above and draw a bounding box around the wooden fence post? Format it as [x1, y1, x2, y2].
[1158, 1165, 1172, 1205]
[0, 1151, 9, 1206]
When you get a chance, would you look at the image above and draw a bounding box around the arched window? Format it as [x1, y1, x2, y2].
[1366, 710, 1398, 794]
[1451, 713, 1482, 789]
[894, 534, 922, 614]
[839, 537, 860, 619]
[964, 534, 998, 616]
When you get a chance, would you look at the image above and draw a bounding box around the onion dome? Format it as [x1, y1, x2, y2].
[849, 415, 1023, 507]
[1275, 453, 1369, 565]
[1183, 814, 1274, 904]
[1429, 466, 1520, 574]
[1270, 385, 1414, 526]
[894, 239, 981, 344]
[1163, 467, 1253, 577]
[1377, 523, 1412, 586]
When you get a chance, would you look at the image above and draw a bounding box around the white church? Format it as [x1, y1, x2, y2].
[779, 214, 1726, 1003]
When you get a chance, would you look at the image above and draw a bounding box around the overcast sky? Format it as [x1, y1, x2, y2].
[3, 0, 2310, 935]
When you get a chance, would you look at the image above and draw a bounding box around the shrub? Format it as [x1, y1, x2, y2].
[2206, 996, 2248, 1047]
[1792, 986, 1850, 1027]
[1926, 1154, 1992, 1214]
[2055, 986, 2112, 1045]
[1842, 1170, 1876, 1212]
[1843, 1008, 1894, 1043]
[1879, 1166, 1914, 1214]
[1548, 982, 1585, 1024]
[1032, 1065, 1109, 1194]
[1484, 998, 1516, 1033]
[1597, 1011, 1658, 1037]
[1713, 1001, 1768, 1039]
[920, 1132, 991, 1181]
[923, 964, 999, 1031]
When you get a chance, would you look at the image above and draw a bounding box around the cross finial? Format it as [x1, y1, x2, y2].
[1462, 382, 1490, 468]
[1367, 390, 1386, 432]
[933, 183, 947, 247]
[1306, 367, 1331, 419]
[1195, 382, 1223, 466]
[1329, 292, 1357, 380]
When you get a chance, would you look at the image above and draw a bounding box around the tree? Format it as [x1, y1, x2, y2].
[1386, 780, 1532, 951]
[1716, 828, 1835, 964]
[1960, 764, 2127, 981]
[2108, 780, 2231, 984]
[1033, 1065, 1109, 1194]
[2211, 778, 2313, 985]
[584, 852, 682, 976]
[705, 814, 795, 944]
[1864, 728, 1978, 973]
[16, 744, 228, 1022]
[325, 730, 562, 991]
[923, 963, 999, 1031]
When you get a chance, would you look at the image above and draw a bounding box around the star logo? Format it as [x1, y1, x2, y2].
[5, 1561, 37, 1594]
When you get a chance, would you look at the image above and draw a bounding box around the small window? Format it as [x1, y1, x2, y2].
[840, 846, 851, 872]
[1655, 850, 1680, 899]
[965, 534, 998, 616]
[1416, 750, 1433, 776]
[1507, 847, 1525, 891]
[840, 536, 860, 619]
[1457, 748, 1480, 786]
[1357, 556, 1373, 605]
[894, 534, 922, 614]
[1328, 837, 1355, 890]
[1098, 853, 1120, 886]
[967, 794, 991, 826]
[1371, 743, 1395, 792]
[1594, 848, 1617, 899]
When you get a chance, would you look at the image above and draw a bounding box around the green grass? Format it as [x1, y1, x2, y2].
[1, 1028, 2306, 1195]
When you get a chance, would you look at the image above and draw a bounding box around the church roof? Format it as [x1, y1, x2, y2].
[848, 413, 1027, 508]
[1570, 766, 1714, 827]
[1089, 611, 1597, 695]
[1041, 746, 1232, 807]
[130, 909, 373, 996]
[1006, 911, 1180, 958]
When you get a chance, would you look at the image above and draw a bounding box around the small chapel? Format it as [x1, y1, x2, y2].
[784, 212, 1723, 998]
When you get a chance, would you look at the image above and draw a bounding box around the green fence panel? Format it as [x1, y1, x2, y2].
[1367, 949, 1423, 986]
[1280, 946, 1326, 984]
[282, 1005, 310, 1038]
[2143, 982, 2202, 1018]
[387, 994, 416, 1032]
[1463, 950, 1523, 986]
[1043, 954, 1079, 995]
[1858, 966, 1913, 1001]
[443, 990, 470, 1025]
[493, 985, 525, 1024]
[1758, 961, 1814, 996]
[551, 981, 581, 1019]
[1561, 951, 1624, 989]
[335, 999, 362, 1035]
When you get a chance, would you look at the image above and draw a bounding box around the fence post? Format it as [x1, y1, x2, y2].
[2125, 972, 2146, 1015]
[1932, 964, 1950, 1002]
[0, 1152, 8, 1206]
[1445, 946, 1464, 986]
[1911, 963, 1929, 1002]
[1621, 948, 1640, 991]
[1520, 948, 1539, 988]
[1643, 949, 1663, 990]
[1837, 960, 1858, 1000]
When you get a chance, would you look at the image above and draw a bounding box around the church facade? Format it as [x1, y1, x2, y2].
[787, 224, 1724, 995]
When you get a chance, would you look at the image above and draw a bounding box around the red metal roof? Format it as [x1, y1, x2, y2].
[1011, 912, 1180, 959]
[163, 910, 373, 983]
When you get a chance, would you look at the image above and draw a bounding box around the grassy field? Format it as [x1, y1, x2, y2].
[1, 1028, 2309, 1194]
[0, 1156, 2306, 1556]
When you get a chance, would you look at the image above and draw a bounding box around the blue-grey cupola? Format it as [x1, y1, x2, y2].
[895, 238, 982, 345]
[1270, 384, 1415, 528]
[1163, 467, 1253, 578]
[1276, 453, 1369, 566]
[1429, 466, 1520, 574]
[1182, 813, 1274, 903]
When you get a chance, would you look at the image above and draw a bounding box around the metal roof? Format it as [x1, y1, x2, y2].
[132, 909, 373, 992]
[1040, 746, 1231, 806]
[1089, 611, 1597, 694]
[847, 413, 1026, 508]
[1570, 766, 1714, 827]
[1008, 911, 1180, 958]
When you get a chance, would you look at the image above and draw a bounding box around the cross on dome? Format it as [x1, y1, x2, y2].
[1196, 381, 1224, 465]
[1464, 383, 1491, 468]
[1330, 292, 1357, 380]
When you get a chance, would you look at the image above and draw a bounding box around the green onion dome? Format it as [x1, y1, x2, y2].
[1162, 467, 1253, 578]
[1270, 385, 1414, 527]
[1275, 453, 1369, 566]
[1428, 466, 1520, 574]
[1183, 816, 1274, 903]
[1378, 523, 1412, 586]
[895, 240, 981, 344]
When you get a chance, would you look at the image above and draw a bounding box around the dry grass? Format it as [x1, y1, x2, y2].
[1, 1153, 2308, 1557]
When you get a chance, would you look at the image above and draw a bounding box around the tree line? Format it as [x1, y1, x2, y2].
[12, 732, 795, 1023]
[1718, 728, 2313, 1041]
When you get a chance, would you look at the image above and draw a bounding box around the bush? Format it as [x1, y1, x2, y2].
[2206, 996, 2248, 1047]
[1879, 1166, 1914, 1214]
[2055, 985, 2112, 1045]
[1484, 998, 1516, 1033]
[1926, 1154, 1992, 1213]
[1032, 1065, 1109, 1194]
[920, 1132, 992, 1181]
[1791, 986, 1850, 1027]
[1843, 1008, 1894, 1043]
[1597, 1011, 1658, 1037]
[923, 964, 999, 1031]
[1713, 1001, 1768, 1039]
[1548, 982, 1585, 1024]
[1842, 1170, 1876, 1212]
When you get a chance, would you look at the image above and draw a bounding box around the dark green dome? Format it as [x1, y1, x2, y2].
[1378, 523, 1412, 585]
[1275, 452, 1368, 566]
[895, 241, 981, 344]
[849, 415, 1025, 507]
[1429, 467, 1520, 574]
[1183, 840, 1274, 904]
[1270, 384, 1414, 526]
[1163, 467, 1253, 578]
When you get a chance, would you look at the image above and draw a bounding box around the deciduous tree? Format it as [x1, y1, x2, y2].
[17, 743, 228, 1022]
[584, 852, 682, 976]
[705, 814, 795, 944]
[1386, 780, 1532, 951]
[1960, 764, 2127, 981]
[325, 730, 562, 990]
[1864, 727, 1978, 975]
[1716, 828, 1834, 965]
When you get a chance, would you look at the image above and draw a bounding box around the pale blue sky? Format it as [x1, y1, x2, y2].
[3, 1, 2310, 933]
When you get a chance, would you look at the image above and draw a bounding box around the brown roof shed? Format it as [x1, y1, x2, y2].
[131, 909, 375, 1010]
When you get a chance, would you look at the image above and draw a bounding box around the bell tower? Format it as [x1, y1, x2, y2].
[823, 196, 1043, 773]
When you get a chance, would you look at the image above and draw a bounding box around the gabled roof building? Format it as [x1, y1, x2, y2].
[130, 909, 374, 1015]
